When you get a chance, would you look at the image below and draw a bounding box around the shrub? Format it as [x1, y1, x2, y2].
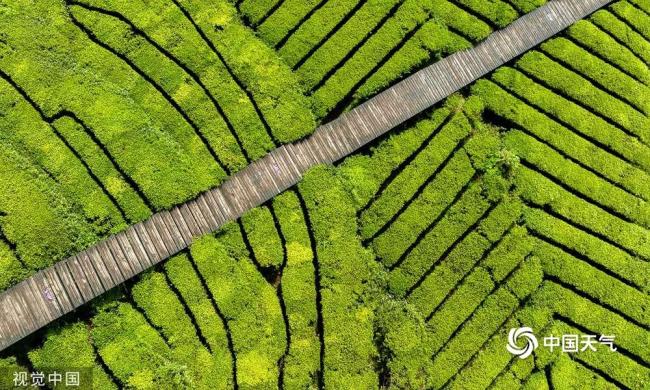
[191, 230, 285, 389]
[0, 143, 96, 272]
[426, 267, 494, 353]
[53, 117, 152, 223]
[256, 0, 325, 47]
[515, 167, 650, 259]
[487, 68, 650, 174]
[1, 0, 221, 209]
[337, 95, 464, 208]
[504, 130, 650, 227]
[507, 0, 547, 13]
[540, 38, 650, 115]
[90, 302, 181, 388]
[372, 150, 476, 267]
[388, 180, 492, 296]
[532, 280, 649, 362]
[567, 20, 650, 85]
[482, 226, 533, 281]
[374, 300, 435, 389]
[296, 0, 408, 92]
[353, 20, 469, 104]
[241, 206, 284, 268]
[408, 198, 523, 313]
[0, 78, 127, 235]
[428, 287, 519, 389]
[28, 323, 117, 390]
[272, 192, 320, 389]
[536, 241, 650, 325]
[590, 10, 650, 65]
[360, 112, 471, 240]
[610, 1, 650, 40]
[524, 207, 650, 292]
[515, 51, 650, 144]
[451, 0, 519, 28]
[131, 271, 225, 388]
[164, 254, 234, 388]
[238, 0, 278, 26]
[299, 166, 383, 389]
[278, 0, 366, 69]
[69, 5, 249, 173]
[179, 0, 317, 143]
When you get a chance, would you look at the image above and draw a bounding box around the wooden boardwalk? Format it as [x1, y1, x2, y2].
[0, 0, 612, 352]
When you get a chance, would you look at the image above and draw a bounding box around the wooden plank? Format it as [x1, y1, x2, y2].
[77, 250, 108, 294]
[160, 210, 190, 248]
[170, 207, 194, 245]
[107, 237, 137, 280]
[133, 222, 162, 264]
[19, 278, 54, 326]
[179, 203, 202, 237]
[86, 246, 117, 287]
[46, 263, 80, 311]
[1, 293, 28, 340]
[196, 194, 221, 228]
[151, 214, 176, 256]
[125, 227, 153, 269]
[210, 188, 234, 222]
[66, 255, 98, 301]
[27, 274, 61, 321]
[0, 295, 17, 349]
[186, 200, 211, 234]
[142, 219, 172, 263]
[96, 240, 128, 284]
[115, 232, 144, 274]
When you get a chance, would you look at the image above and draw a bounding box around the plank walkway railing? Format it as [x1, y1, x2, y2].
[0, 0, 612, 352]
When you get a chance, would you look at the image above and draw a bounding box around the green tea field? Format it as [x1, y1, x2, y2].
[0, 0, 648, 389]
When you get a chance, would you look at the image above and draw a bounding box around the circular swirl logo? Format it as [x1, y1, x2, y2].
[507, 327, 538, 359]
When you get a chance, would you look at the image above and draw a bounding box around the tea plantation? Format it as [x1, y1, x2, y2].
[0, 0, 649, 389]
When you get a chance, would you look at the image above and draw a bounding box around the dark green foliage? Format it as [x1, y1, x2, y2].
[299, 166, 383, 388]
[272, 192, 320, 388]
[241, 206, 284, 268]
[540, 37, 650, 115]
[191, 229, 285, 389]
[590, 9, 650, 65]
[2, 1, 648, 388]
[515, 50, 650, 144]
[164, 254, 233, 388]
[452, 0, 519, 28]
[567, 20, 650, 86]
[28, 323, 116, 389]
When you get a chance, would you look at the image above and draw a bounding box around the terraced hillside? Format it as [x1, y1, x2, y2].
[238, 0, 548, 119]
[1, 0, 649, 389]
[0, 0, 549, 295]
